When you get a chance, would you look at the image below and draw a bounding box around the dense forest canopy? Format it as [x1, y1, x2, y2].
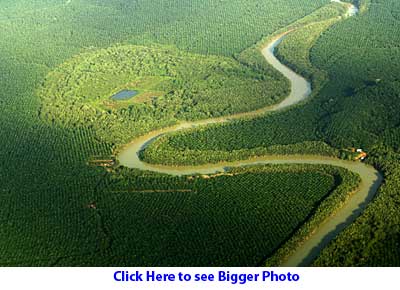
[145, 0, 400, 160]
[0, 0, 333, 266]
[140, 0, 400, 265]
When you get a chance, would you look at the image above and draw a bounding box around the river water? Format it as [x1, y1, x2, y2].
[116, 2, 378, 266]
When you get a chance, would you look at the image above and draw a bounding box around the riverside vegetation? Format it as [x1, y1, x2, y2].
[0, 0, 336, 266]
[141, 0, 400, 266]
[1, 0, 399, 266]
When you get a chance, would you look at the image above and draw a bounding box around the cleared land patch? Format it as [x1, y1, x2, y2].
[39, 45, 288, 144]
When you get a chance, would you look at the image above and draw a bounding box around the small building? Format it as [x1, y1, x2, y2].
[355, 151, 367, 161]
[340, 148, 368, 161]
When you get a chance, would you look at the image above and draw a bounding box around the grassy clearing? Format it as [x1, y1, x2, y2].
[39, 45, 288, 144]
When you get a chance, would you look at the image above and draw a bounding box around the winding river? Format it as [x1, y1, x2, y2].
[117, 2, 381, 266]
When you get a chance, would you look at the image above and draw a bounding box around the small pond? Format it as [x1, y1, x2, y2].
[111, 90, 138, 101]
